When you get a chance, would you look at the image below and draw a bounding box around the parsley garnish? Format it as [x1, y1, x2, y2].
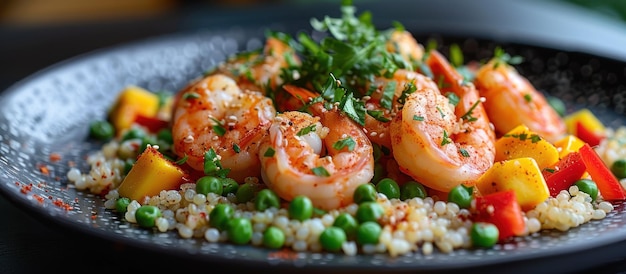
[492, 46, 524, 68]
[367, 110, 391, 122]
[380, 80, 396, 110]
[543, 168, 556, 173]
[460, 99, 482, 122]
[396, 81, 417, 105]
[297, 124, 317, 136]
[441, 130, 451, 146]
[210, 117, 226, 136]
[175, 154, 188, 165]
[333, 137, 356, 151]
[524, 94, 532, 103]
[264, 147, 276, 157]
[503, 132, 542, 143]
[182, 92, 200, 100]
[445, 92, 459, 106]
[312, 166, 331, 177]
[203, 148, 230, 178]
[413, 115, 424, 121]
[459, 148, 470, 157]
[449, 43, 464, 68]
[233, 143, 241, 153]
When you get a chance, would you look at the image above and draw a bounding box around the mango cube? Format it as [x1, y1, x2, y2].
[476, 157, 550, 211]
[118, 145, 186, 202]
[553, 134, 585, 159]
[495, 124, 559, 170]
[108, 85, 160, 135]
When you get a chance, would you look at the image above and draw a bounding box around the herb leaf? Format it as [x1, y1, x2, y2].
[333, 137, 356, 151]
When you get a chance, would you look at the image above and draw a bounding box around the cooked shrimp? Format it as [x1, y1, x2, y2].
[213, 36, 300, 95]
[172, 74, 276, 182]
[390, 50, 496, 192]
[386, 30, 424, 63]
[474, 58, 566, 143]
[259, 85, 374, 210]
[363, 69, 439, 149]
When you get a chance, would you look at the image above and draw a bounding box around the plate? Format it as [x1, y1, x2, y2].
[2, 1, 626, 273]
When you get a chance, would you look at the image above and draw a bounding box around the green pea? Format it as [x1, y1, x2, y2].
[227, 217, 253, 245]
[209, 203, 234, 231]
[115, 197, 131, 214]
[400, 181, 427, 200]
[236, 182, 258, 203]
[376, 178, 400, 200]
[89, 120, 115, 140]
[448, 184, 474, 209]
[263, 226, 285, 249]
[319, 226, 346, 252]
[222, 178, 239, 195]
[471, 222, 499, 248]
[288, 195, 313, 221]
[121, 127, 146, 141]
[123, 158, 135, 175]
[333, 213, 358, 238]
[356, 221, 382, 245]
[156, 129, 173, 144]
[196, 176, 223, 196]
[255, 189, 280, 211]
[547, 96, 566, 117]
[574, 179, 599, 202]
[611, 159, 626, 179]
[355, 201, 384, 223]
[371, 163, 386, 184]
[135, 205, 162, 228]
[353, 183, 377, 204]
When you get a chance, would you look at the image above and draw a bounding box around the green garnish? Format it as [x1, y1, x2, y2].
[182, 92, 200, 100]
[333, 137, 356, 151]
[441, 130, 451, 146]
[203, 148, 230, 178]
[492, 46, 524, 68]
[210, 117, 227, 136]
[367, 110, 391, 122]
[264, 147, 276, 157]
[312, 166, 331, 177]
[524, 93, 532, 103]
[175, 154, 188, 165]
[233, 143, 241, 153]
[413, 115, 424, 121]
[459, 148, 470, 157]
[297, 124, 317, 136]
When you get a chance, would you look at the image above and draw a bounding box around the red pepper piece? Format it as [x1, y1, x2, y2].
[134, 114, 170, 133]
[542, 151, 586, 197]
[472, 190, 526, 241]
[576, 121, 605, 147]
[579, 143, 626, 200]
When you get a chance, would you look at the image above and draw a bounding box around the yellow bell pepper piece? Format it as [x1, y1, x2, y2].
[108, 85, 160, 135]
[495, 124, 560, 170]
[476, 157, 550, 211]
[118, 145, 187, 202]
[564, 108, 605, 136]
[553, 134, 585, 159]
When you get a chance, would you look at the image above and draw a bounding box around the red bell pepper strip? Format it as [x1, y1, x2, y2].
[576, 121, 605, 147]
[472, 190, 526, 241]
[134, 114, 170, 133]
[542, 151, 586, 197]
[579, 143, 626, 200]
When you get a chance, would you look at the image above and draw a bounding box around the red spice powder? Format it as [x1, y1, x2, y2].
[49, 153, 61, 162]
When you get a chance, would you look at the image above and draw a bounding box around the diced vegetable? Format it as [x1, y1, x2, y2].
[108, 85, 160, 135]
[541, 151, 586, 196]
[118, 145, 187, 202]
[494, 124, 559, 170]
[134, 114, 170, 133]
[553, 134, 585, 159]
[476, 157, 549, 211]
[564, 108, 606, 146]
[578, 143, 626, 201]
[472, 190, 526, 241]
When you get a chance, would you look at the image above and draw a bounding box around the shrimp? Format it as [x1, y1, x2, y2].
[474, 58, 566, 143]
[386, 30, 425, 64]
[171, 73, 276, 182]
[213, 36, 299, 95]
[390, 50, 496, 193]
[259, 85, 375, 210]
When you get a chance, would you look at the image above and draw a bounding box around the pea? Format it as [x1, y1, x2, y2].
[611, 159, 626, 179]
[471, 222, 499, 248]
[356, 201, 384, 223]
[356, 221, 382, 245]
[319, 226, 346, 252]
[371, 163, 386, 184]
[156, 129, 173, 144]
[376, 178, 400, 200]
[574, 179, 599, 202]
[547, 96, 566, 117]
[255, 189, 280, 211]
[196, 176, 223, 196]
[115, 197, 131, 214]
[353, 183, 377, 204]
[400, 181, 427, 200]
[121, 127, 146, 141]
[123, 158, 135, 175]
[288, 195, 313, 221]
[333, 212, 358, 238]
[227, 217, 253, 245]
[448, 184, 474, 209]
[222, 178, 239, 195]
[263, 226, 285, 249]
[89, 120, 115, 140]
[236, 182, 258, 203]
[209, 203, 234, 231]
[135, 205, 162, 228]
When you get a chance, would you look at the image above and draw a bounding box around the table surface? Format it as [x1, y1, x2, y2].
[3, 1, 626, 273]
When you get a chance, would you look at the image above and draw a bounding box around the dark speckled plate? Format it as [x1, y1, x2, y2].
[2, 1, 626, 273]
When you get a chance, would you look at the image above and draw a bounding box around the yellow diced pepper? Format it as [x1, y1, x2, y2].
[495, 124, 560, 170]
[118, 145, 186, 202]
[475, 157, 549, 211]
[564, 108, 605, 136]
[108, 85, 160, 135]
[553, 134, 585, 159]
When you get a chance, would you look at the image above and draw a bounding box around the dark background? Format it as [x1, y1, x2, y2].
[2, 0, 626, 273]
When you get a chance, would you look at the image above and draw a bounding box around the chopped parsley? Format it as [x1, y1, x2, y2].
[367, 110, 391, 122]
[210, 117, 226, 136]
[492, 46, 524, 68]
[297, 124, 317, 136]
[175, 154, 188, 165]
[333, 137, 356, 151]
[413, 115, 424, 121]
[182, 92, 200, 100]
[312, 166, 331, 177]
[204, 148, 230, 178]
[524, 93, 532, 103]
[459, 148, 470, 157]
[233, 143, 241, 153]
[503, 132, 542, 143]
[460, 99, 482, 122]
[264, 147, 276, 157]
[441, 130, 451, 146]
[445, 92, 459, 106]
